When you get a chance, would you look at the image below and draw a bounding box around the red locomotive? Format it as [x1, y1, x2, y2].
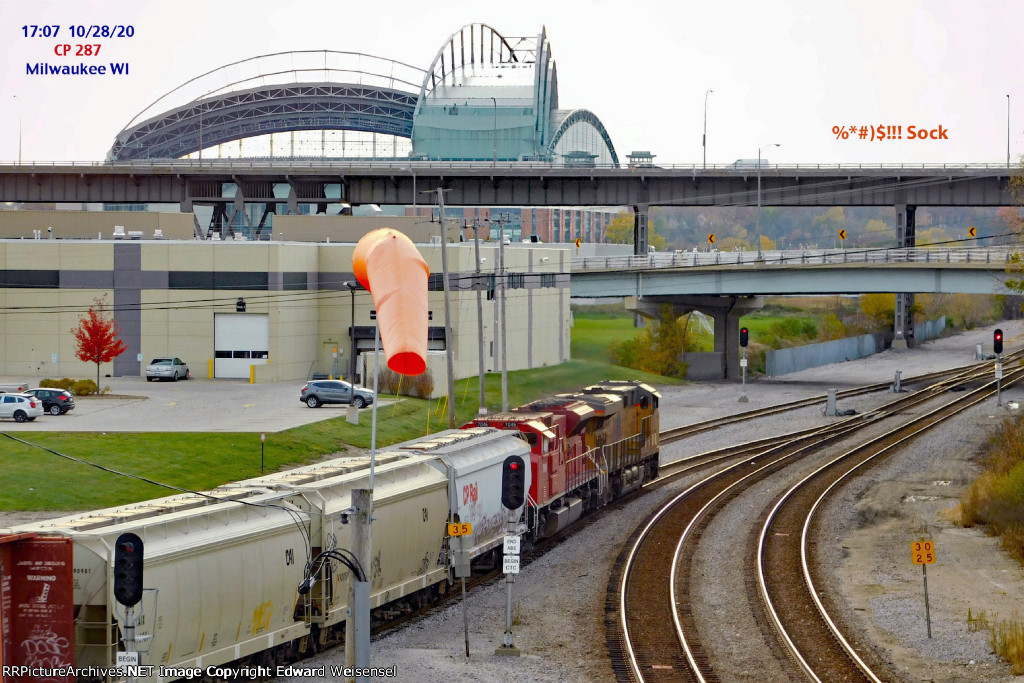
[464, 380, 660, 539]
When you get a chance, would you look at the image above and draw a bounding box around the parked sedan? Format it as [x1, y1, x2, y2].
[300, 380, 375, 409]
[146, 357, 190, 382]
[0, 393, 43, 422]
[24, 388, 76, 415]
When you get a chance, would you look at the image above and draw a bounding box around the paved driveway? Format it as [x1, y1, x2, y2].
[0, 376, 382, 433]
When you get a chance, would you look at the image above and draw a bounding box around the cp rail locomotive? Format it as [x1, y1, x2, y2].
[0, 380, 659, 682]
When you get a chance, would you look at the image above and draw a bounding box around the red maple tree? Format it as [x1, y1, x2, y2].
[72, 295, 128, 388]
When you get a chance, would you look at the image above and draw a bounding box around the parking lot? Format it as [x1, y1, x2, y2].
[0, 376, 380, 433]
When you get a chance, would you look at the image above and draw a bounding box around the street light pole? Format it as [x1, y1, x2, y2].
[12, 95, 21, 165]
[703, 89, 713, 169]
[490, 97, 498, 167]
[756, 143, 780, 261]
[1008, 94, 1011, 167]
[344, 281, 358, 383]
[471, 220, 487, 415]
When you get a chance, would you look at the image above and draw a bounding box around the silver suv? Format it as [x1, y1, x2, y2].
[300, 380, 375, 409]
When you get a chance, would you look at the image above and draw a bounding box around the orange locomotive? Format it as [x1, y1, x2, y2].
[464, 380, 660, 540]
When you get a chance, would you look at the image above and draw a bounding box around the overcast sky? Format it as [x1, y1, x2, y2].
[2, 0, 1021, 165]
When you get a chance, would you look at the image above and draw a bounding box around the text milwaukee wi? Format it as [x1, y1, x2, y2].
[26, 62, 129, 76]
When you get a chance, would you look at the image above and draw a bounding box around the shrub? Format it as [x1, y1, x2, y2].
[959, 416, 1024, 564]
[71, 379, 98, 396]
[39, 378, 76, 390]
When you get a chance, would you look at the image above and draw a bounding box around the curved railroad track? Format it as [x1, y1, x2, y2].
[757, 364, 1024, 682]
[609, 357, 1021, 682]
[660, 354, 1018, 446]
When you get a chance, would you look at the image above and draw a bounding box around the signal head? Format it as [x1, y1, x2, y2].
[740, 327, 749, 348]
[501, 455, 526, 510]
[994, 328, 1004, 355]
[113, 532, 144, 607]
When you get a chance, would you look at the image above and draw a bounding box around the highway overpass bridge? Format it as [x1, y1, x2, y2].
[570, 246, 1015, 380]
[0, 161, 1012, 214]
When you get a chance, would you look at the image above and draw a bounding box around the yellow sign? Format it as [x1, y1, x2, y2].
[911, 540, 935, 565]
[447, 522, 473, 537]
[574, 238, 581, 248]
[708, 234, 715, 245]
[968, 226, 977, 237]
[838, 229, 847, 240]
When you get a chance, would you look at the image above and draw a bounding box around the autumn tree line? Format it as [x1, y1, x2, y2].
[603, 206, 1019, 252]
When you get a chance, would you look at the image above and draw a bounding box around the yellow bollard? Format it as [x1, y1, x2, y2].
[208, 358, 213, 379]
[249, 364, 255, 384]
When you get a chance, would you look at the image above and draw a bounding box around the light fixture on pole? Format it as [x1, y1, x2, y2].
[343, 281, 358, 383]
[703, 89, 713, 169]
[198, 99, 203, 162]
[757, 143, 780, 261]
[490, 96, 498, 167]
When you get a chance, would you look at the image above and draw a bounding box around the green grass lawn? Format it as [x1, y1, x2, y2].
[0, 360, 677, 512]
[571, 314, 640, 362]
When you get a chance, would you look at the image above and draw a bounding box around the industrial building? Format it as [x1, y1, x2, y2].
[0, 214, 569, 396]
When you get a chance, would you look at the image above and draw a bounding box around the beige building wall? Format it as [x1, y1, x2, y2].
[0, 210, 194, 240]
[274, 215, 460, 244]
[0, 240, 567, 392]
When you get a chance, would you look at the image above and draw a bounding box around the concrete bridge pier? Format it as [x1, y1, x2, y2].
[626, 295, 763, 380]
[893, 204, 917, 349]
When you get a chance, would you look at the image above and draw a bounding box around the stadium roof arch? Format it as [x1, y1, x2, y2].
[107, 51, 425, 161]
[411, 23, 559, 161]
[106, 31, 619, 165]
[549, 108, 619, 166]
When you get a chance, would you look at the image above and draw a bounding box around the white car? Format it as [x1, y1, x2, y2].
[146, 357, 190, 382]
[0, 393, 44, 422]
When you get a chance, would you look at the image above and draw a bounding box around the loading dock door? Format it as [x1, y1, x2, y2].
[214, 313, 269, 378]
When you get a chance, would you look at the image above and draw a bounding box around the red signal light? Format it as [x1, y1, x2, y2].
[509, 462, 518, 470]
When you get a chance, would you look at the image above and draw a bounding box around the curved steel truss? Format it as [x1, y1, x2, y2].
[418, 23, 530, 102]
[548, 109, 619, 166]
[108, 83, 418, 160]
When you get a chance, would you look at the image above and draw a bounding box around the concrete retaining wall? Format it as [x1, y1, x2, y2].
[766, 317, 946, 376]
[682, 352, 724, 380]
[915, 316, 947, 342]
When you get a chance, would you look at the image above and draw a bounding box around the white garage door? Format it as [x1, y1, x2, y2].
[214, 314, 269, 378]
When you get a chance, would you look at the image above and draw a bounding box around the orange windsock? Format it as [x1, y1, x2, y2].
[352, 228, 430, 375]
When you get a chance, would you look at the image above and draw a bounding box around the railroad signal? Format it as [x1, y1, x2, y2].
[838, 229, 847, 240]
[113, 532, 144, 607]
[707, 233, 715, 245]
[740, 327, 749, 347]
[501, 455, 526, 510]
[994, 328, 1003, 355]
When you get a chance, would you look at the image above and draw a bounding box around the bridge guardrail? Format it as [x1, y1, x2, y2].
[571, 247, 1019, 272]
[0, 160, 1019, 172]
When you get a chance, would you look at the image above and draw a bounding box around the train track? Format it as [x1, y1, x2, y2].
[659, 354, 1018, 446]
[757, 363, 1024, 681]
[608, 357, 1020, 682]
